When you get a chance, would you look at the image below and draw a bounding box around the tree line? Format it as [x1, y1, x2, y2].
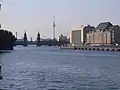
[0, 29, 16, 50]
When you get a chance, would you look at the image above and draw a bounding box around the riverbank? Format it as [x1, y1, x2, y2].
[60, 46, 120, 52]
[60, 46, 74, 50]
[0, 50, 12, 53]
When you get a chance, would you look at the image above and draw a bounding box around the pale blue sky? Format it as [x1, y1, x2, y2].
[1, 0, 120, 40]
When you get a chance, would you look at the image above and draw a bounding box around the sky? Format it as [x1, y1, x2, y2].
[1, 0, 120, 40]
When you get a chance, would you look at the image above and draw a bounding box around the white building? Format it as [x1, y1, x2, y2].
[70, 25, 95, 47]
[70, 25, 84, 47]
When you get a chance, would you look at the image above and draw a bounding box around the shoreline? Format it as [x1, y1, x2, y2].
[0, 50, 12, 53]
[60, 46, 120, 52]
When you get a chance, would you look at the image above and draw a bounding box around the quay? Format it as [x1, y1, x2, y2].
[60, 46, 74, 50]
[60, 46, 120, 52]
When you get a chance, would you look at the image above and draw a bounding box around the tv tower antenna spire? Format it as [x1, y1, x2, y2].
[53, 16, 56, 40]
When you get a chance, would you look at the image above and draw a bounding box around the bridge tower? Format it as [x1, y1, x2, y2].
[36, 31, 41, 46]
[23, 31, 28, 46]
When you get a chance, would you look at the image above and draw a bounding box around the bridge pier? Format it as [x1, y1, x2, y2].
[23, 31, 28, 47]
[36, 31, 41, 46]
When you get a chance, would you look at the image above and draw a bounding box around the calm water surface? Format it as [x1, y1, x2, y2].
[0, 46, 120, 90]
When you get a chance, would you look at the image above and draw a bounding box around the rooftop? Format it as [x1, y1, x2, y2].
[95, 22, 113, 30]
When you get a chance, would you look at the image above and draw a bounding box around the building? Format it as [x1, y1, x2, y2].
[110, 25, 120, 44]
[86, 22, 120, 46]
[83, 25, 95, 44]
[70, 25, 95, 46]
[70, 28, 82, 47]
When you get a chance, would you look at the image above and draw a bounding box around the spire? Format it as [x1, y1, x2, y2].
[53, 16, 56, 27]
[24, 30, 27, 37]
[37, 30, 40, 41]
[24, 30, 27, 40]
[53, 16, 56, 39]
[23, 30, 28, 46]
[24, 30, 26, 34]
[53, 21, 56, 27]
[38, 30, 40, 35]
[37, 29, 41, 46]
[37, 30, 40, 37]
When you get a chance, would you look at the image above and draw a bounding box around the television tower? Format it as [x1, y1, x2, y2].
[53, 18, 56, 40]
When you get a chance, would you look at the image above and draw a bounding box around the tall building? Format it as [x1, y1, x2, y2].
[70, 25, 95, 46]
[83, 25, 95, 44]
[53, 20, 56, 40]
[86, 22, 120, 45]
[70, 28, 82, 46]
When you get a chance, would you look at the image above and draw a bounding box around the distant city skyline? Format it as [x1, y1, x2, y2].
[1, 0, 120, 40]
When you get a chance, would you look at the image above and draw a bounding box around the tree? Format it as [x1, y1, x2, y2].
[0, 29, 16, 50]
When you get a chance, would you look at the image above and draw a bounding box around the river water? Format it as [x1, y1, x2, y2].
[0, 46, 120, 90]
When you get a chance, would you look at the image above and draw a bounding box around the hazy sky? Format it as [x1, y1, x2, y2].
[1, 0, 120, 40]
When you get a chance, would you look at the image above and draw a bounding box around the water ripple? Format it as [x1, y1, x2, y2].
[0, 46, 120, 90]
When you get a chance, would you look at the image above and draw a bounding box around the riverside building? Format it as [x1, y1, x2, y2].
[70, 25, 95, 47]
[86, 22, 120, 46]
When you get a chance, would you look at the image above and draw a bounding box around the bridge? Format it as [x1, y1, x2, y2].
[14, 32, 69, 47]
[14, 39, 69, 46]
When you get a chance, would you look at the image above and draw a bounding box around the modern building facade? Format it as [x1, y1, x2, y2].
[70, 25, 95, 46]
[70, 27, 82, 46]
[83, 25, 95, 44]
[86, 22, 120, 45]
